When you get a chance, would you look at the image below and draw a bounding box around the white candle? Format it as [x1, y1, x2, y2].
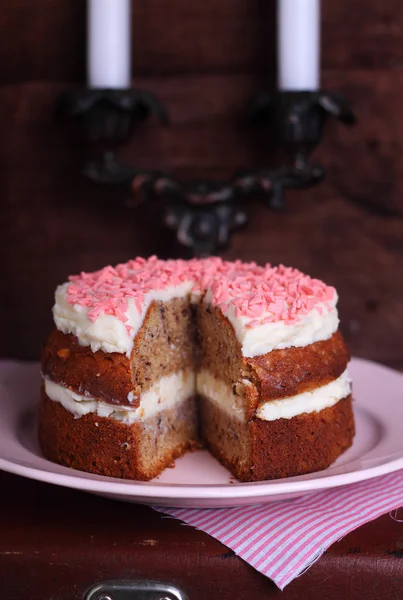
[278, 0, 320, 91]
[87, 0, 132, 89]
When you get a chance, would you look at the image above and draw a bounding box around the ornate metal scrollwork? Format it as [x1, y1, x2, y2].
[57, 87, 355, 256]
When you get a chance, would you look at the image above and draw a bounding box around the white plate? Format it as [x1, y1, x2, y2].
[0, 358, 402, 508]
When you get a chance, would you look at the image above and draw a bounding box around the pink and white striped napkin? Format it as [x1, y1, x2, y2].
[154, 471, 403, 589]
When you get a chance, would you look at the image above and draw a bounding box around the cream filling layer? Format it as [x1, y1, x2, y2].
[53, 282, 339, 359]
[44, 371, 195, 425]
[45, 369, 351, 425]
[197, 369, 351, 422]
[196, 370, 248, 420]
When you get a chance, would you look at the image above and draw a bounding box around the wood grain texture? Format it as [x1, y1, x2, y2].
[1, 0, 403, 83]
[1, 472, 403, 600]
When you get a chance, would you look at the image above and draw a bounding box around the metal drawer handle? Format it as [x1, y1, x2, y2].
[85, 580, 189, 600]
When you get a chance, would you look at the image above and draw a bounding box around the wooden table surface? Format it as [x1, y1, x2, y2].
[1, 471, 402, 600]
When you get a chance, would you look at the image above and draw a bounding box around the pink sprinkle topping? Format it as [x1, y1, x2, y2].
[65, 257, 336, 334]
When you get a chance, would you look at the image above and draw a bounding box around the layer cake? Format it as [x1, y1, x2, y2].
[39, 257, 355, 481]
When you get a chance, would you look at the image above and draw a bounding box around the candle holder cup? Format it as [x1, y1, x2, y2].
[247, 90, 356, 206]
[57, 87, 168, 144]
[57, 87, 355, 256]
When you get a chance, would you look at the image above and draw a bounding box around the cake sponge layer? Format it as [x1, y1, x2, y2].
[39, 390, 200, 481]
[199, 395, 355, 482]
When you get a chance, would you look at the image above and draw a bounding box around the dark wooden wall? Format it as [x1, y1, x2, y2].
[1, 1, 403, 364]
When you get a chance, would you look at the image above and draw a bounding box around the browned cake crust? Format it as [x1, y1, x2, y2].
[38, 390, 200, 480]
[200, 395, 355, 482]
[247, 331, 349, 401]
[42, 329, 133, 406]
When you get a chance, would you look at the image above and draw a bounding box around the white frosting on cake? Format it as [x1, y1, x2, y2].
[197, 369, 351, 422]
[53, 281, 338, 359]
[44, 371, 195, 424]
[52, 258, 339, 358]
[203, 289, 339, 358]
[53, 279, 194, 356]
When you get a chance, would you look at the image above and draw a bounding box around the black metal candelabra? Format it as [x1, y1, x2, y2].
[57, 86, 355, 256]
